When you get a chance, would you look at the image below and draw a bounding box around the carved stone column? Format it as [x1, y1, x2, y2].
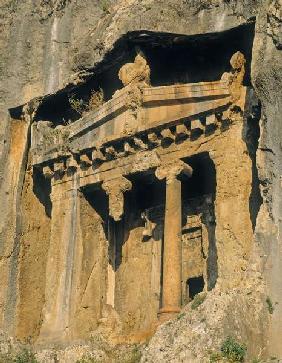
[155, 160, 192, 319]
[102, 176, 132, 222]
[106, 219, 116, 307]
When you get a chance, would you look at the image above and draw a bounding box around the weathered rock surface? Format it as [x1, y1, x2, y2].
[0, 0, 281, 362]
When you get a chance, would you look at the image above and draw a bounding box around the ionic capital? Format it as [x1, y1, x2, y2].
[155, 160, 193, 184]
[102, 176, 132, 221]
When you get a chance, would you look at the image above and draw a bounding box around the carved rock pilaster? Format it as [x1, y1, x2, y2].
[155, 159, 193, 184]
[102, 176, 132, 221]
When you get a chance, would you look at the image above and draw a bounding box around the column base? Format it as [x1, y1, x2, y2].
[158, 306, 181, 322]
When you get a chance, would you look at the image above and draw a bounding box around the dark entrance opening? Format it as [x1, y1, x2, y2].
[187, 275, 205, 300]
[182, 152, 218, 291]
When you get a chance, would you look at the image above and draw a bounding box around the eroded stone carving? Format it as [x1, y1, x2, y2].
[118, 52, 150, 86]
[155, 159, 193, 184]
[221, 51, 246, 103]
[102, 176, 132, 221]
[267, 0, 282, 49]
[141, 212, 157, 238]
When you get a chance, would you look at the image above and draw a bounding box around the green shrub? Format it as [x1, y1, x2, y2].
[69, 95, 86, 115]
[209, 351, 222, 362]
[266, 297, 274, 314]
[13, 349, 38, 363]
[118, 346, 142, 363]
[177, 312, 185, 320]
[88, 88, 104, 111]
[0, 353, 13, 363]
[191, 292, 207, 310]
[99, 0, 110, 12]
[221, 336, 246, 362]
[75, 357, 99, 363]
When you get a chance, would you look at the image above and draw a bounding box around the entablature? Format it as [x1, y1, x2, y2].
[31, 50, 248, 188]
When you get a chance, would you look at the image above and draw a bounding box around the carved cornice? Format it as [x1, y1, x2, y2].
[32, 52, 248, 183]
[102, 176, 132, 221]
[155, 160, 193, 184]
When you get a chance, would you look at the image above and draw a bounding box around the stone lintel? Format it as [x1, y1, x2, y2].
[102, 176, 132, 221]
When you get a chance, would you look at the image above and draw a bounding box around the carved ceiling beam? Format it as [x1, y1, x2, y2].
[147, 132, 160, 146]
[80, 154, 92, 167]
[66, 157, 78, 172]
[92, 148, 106, 163]
[105, 146, 117, 160]
[133, 136, 148, 150]
[205, 114, 217, 128]
[124, 141, 135, 155]
[160, 128, 175, 143]
[191, 119, 204, 135]
[53, 161, 65, 178]
[175, 124, 189, 140]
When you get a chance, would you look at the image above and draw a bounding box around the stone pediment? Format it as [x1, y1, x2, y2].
[31, 51, 247, 183]
[31, 81, 238, 162]
[67, 79, 230, 141]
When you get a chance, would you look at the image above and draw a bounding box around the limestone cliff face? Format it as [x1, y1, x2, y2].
[0, 0, 281, 362]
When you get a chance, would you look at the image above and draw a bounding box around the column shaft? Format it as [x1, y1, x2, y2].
[106, 219, 116, 307]
[161, 176, 182, 314]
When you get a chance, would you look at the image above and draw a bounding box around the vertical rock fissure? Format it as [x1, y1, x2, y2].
[243, 93, 262, 231]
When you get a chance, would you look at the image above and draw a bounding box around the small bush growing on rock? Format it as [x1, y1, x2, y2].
[209, 351, 222, 362]
[99, 0, 110, 13]
[69, 88, 104, 116]
[177, 312, 185, 320]
[0, 353, 13, 363]
[221, 336, 246, 362]
[13, 349, 38, 363]
[266, 296, 274, 314]
[126, 346, 142, 363]
[191, 292, 207, 310]
[69, 95, 86, 115]
[115, 346, 142, 363]
[88, 88, 104, 111]
[75, 356, 99, 363]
